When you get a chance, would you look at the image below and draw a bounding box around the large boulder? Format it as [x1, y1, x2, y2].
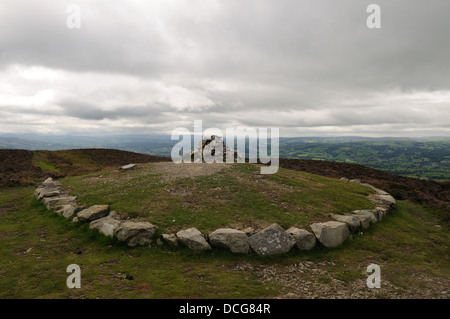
[114, 221, 158, 247]
[42, 196, 77, 210]
[90, 214, 122, 237]
[176, 228, 212, 251]
[310, 221, 350, 248]
[209, 228, 250, 254]
[248, 224, 296, 256]
[77, 205, 109, 222]
[161, 233, 179, 247]
[286, 227, 316, 251]
[330, 214, 361, 233]
[353, 210, 377, 228]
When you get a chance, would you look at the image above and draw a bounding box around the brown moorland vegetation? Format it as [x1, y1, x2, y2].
[0, 149, 170, 187]
[279, 158, 450, 224]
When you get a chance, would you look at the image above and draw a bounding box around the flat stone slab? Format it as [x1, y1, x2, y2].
[330, 214, 362, 233]
[371, 194, 396, 207]
[286, 227, 316, 251]
[35, 186, 62, 200]
[310, 221, 350, 248]
[36, 178, 62, 189]
[362, 184, 390, 195]
[42, 196, 77, 210]
[248, 224, 296, 256]
[77, 205, 110, 222]
[114, 221, 158, 247]
[90, 214, 122, 237]
[176, 228, 212, 251]
[209, 228, 250, 254]
[121, 164, 137, 170]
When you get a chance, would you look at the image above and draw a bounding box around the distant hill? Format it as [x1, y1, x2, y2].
[279, 138, 450, 181]
[1, 134, 450, 180]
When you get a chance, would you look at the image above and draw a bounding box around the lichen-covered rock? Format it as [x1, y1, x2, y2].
[330, 214, 361, 233]
[286, 227, 316, 251]
[176, 228, 212, 251]
[310, 221, 350, 248]
[114, 221, 158, 247]
[77, 205, 109, 222]
[90, 214, 122, 237]
[248, 224, 296, 256]
[209, 228, 250, 254]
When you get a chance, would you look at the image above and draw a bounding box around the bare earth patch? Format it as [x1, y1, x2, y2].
[150, 162, 231, 182]
[226, 261, 450, 299]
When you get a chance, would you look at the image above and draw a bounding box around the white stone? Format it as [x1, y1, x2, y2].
[209, 228, 250, 254]
[310, 221, 350, 248]
[176, 228, 212, 251]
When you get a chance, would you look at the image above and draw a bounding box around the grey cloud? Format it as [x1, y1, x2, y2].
[0, 0, 449, 136]
[60, 100, 169, 121]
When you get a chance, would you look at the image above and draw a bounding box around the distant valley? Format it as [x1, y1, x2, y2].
[1, 134, 449, 181]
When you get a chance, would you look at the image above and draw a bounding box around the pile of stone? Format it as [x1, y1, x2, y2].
[35, 176, 396, 256]
[34, 178, 158, 247]
[190, 135, 242, 163]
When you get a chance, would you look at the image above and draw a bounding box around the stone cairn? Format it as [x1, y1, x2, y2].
[35, 176, 396, 255]
[190, 135, 242, 163]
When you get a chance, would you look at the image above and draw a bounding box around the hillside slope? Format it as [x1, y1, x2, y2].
[1, 148, 448, 224]
[279, 159, 450, 224]
[0, 149, 170, 187]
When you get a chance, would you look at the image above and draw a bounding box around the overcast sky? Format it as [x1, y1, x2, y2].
[1, 0, 450, 137]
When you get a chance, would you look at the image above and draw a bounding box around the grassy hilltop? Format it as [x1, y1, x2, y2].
[0, 149, 448, 298]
